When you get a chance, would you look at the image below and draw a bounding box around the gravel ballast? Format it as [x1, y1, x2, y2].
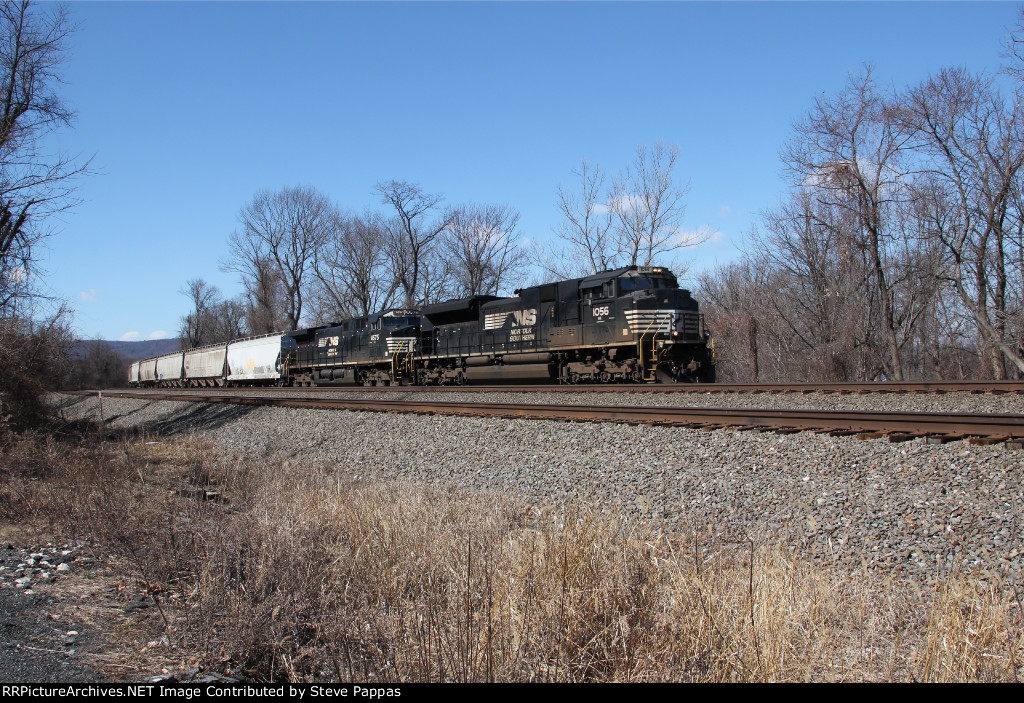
[57, 392, 1024, 585]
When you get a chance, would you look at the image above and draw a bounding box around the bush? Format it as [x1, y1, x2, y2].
[0, 313, 74, 436]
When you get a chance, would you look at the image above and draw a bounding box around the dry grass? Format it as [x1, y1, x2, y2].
[1, 425, 1022, 682]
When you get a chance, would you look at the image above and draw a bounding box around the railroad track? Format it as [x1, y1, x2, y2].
[70, 390, 1024, 447]
[100, 380, 1024, 394]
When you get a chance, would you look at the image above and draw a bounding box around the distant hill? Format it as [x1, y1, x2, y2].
[71, 338, 181, 361]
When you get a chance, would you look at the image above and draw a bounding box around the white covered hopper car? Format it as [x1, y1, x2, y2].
[226, 334, 286, 383]
[155, 352, 184, 387]
[183, 343, 228, 387]
[130, 334, 289, 387]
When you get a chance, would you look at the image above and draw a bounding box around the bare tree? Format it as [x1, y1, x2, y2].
[540, 144, 700, 279]
[753, 193, 878, 381]
[376, 180, 454, 307]
[697, 259, 770, 382]
[538, 159, 618, 278]
[416, 249, 456, 305]
[699, 66, 1014, 383]
[212, 296, 247, 341]
[901, 67, 1024, 377]
[0, 1, 86, 315]
[178, 278, 220, 348]
[241, 255, 283, 334]
[0, 306, 73, 431]
[1003, 9, 1024, 83]
[781, 68, 935, 380]
[696, 24, 1024, 383]
[177, 278, 248, 346]
[66, 338, 128, 390]
[0, 3, 87, 429]
[443, 203, 525, 296]
[310, 211, 399, 322]
[609, 141, 701, 270]
[223, 186, 337, 331]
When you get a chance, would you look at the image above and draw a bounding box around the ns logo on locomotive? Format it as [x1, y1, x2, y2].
[129, 266, 715, 388]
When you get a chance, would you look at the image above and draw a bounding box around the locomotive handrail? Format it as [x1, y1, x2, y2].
[639, 311, 671, 382]
[390, 338, 416, 384]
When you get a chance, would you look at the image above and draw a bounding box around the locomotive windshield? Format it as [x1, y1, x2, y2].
[619, 276, 676, 292]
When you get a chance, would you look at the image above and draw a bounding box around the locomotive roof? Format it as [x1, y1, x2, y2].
[286, 309, 418, 338]
[580, 266, 634, 284]
[516, 265, 676, 295]
[578, 265, 676, 285]
[285, 326, 325, 341]
[367, 308, 418, 324]
[419, 295, 501, 316]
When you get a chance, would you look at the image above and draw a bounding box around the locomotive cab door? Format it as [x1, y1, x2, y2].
[582, 279, 617, 346]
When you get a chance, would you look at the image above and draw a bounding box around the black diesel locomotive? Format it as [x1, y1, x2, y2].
[282, 266, 714, 385]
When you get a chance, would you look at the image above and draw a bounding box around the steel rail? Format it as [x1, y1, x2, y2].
[70, 390, 1024, 443]
[102, 380, 1024, 394]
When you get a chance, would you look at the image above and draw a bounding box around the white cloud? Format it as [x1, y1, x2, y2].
[120, 331, 140, 342]
[719, 205, 734, 218]
[6, 266, 28, 284]
[603, 194, 646, 216]
[147, 330, 167, 340]
[79, 289, 97, 302]
[676, 226, 723, 247]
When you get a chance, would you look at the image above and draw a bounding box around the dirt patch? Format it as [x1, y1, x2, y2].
[0, 536, 189, 682]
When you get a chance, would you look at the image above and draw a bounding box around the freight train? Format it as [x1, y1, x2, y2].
[128, 266, 714, 387]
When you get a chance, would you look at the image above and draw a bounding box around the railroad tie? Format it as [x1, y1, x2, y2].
[925, 434, 966, 445]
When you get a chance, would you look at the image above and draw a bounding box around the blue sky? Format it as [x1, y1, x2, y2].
[37, 1, 1022, 342]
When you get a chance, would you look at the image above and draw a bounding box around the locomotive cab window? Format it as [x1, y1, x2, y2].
[620, 277, 675, 292]
[620, 277, 654, 292]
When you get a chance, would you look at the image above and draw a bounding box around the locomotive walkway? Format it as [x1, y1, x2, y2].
[74, 389, 1024, 447]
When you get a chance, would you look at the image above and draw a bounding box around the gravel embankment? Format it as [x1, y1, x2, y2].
[57, 392, 1024, 585]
